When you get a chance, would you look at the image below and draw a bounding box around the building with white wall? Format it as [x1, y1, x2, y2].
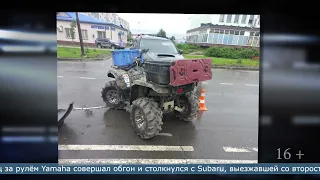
[57, 12, 129, 47]
[186, 14, 260, 48]
[81, 12, 130, 30]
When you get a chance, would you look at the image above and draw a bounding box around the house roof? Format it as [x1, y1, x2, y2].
[56, 12, 128, 31]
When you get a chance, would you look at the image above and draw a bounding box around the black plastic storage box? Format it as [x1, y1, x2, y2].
[144, 60, 172, 85]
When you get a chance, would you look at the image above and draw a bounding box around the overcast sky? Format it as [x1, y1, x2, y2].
[117, 13, 195, 39]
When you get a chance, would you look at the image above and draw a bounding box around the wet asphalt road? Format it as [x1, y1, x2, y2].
[58, 59, 259, 164]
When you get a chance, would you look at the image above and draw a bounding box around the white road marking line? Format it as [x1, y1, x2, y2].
[223, 147, 254, 152]
[245, 84, 259, 87]
[79, 77, 96, 80]
[58, 145, 194, 152]
[220, 83, 233, 85]
[73, 106, 106, 110]
[59, 159, 257, 164]
[157, 133, 173, 137]
[57, 76, 64, 78]
[252, 148, 258, 152]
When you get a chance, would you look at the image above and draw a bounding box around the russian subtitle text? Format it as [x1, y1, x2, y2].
[1, 164, 320, 174]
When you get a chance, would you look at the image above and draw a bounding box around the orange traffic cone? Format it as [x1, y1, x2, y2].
[197, 88, 208, 120]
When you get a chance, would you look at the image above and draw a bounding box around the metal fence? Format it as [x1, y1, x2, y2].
[186, 28, 260, 47]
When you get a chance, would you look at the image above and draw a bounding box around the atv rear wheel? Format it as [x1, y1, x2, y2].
[101, 80, 126, 109]
[131, 97, 163, 139]
[176, 92, 199, 122]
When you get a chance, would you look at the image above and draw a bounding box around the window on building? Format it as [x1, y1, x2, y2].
[248, 36, 254, 46]
[217, 33, 223, 44]
[234, 15, 240, 23]
[241, 15, 247, 24]
[253, 37, 259, 47]
[235, 31, 240, 35]
[214, 29, 219, 33]
[255, 32, 260, 36]
[219, 29, 224, 34]
[232, 33, 239, 45]
[250, 32, 255, 36]
[219, 15, 225, 22]
[240, 31, 245, 35]
[65, 28, 72, 39]
[230, 30, 235, 35]
[256, 37, 260, 47]
[248, 15, 254, 25]
[213, 33, 219, 44]
[226, 15, 232, 23]
[97, 31, 106, 38]
[225, 30, 230, 34]
[81, 29, 88, 40]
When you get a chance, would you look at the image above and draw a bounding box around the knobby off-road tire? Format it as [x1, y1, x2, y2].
[131, 97, 163, 139]
[176, 92, 199, 122]
[101, 80, 126, 110]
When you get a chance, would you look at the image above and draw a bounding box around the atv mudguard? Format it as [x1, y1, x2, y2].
[107, 68, 122, 79]
[58, 102, 74, 128]
[107, 68, 130, 90]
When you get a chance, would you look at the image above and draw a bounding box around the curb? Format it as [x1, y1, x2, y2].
[58, 58, 106, 61]
[212, 65, 259, 71]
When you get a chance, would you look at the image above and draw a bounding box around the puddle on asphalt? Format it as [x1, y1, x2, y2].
[84, 109, 93, 117]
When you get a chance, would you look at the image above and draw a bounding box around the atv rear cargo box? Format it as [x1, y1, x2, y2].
[144, 59, 212, 86]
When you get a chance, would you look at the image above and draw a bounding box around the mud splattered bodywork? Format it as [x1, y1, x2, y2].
[102, 59, 212, 139]
[101, 35, 212, 139]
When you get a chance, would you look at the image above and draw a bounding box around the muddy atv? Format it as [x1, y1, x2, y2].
[101, 35, 212, 139]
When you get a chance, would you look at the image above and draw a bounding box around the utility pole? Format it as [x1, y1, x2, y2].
[75, 12, 85, 57]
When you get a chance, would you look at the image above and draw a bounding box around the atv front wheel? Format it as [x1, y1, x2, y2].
[176, 92, 199, 122]
[131, 98, 163, 139]
[101, 80, 126, 109]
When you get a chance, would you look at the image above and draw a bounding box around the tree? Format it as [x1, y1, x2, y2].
[75, 12, 85, 57]
[70, 20, 77, 45]
[170, 36, 176, 42]
[127, 31, 133, 42]
[69, 20, 77, 57]
[156, 29, 166, 37]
